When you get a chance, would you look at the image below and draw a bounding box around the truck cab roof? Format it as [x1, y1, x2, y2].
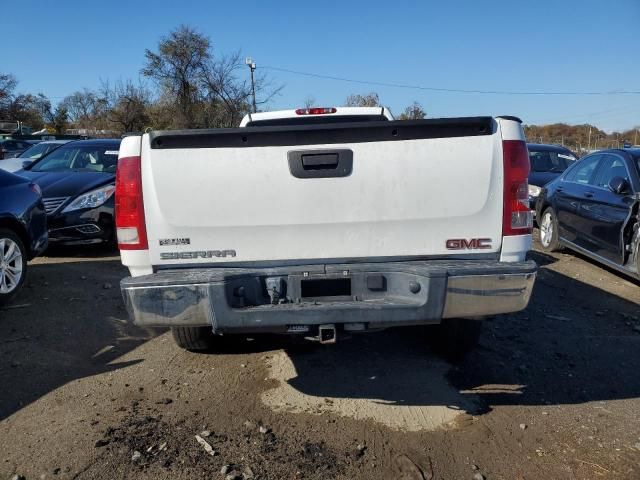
[240, 106, 394, 127]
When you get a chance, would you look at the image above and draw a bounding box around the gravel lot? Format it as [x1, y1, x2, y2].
[1, 236, 639, 480]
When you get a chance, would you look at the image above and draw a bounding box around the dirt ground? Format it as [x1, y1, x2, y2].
[1, 236, 640, 480]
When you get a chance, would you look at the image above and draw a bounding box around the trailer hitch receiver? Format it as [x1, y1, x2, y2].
[318, 324, 337, 344]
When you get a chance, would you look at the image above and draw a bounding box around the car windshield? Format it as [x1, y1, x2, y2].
[529, 149, 577, 173]
[30, 144, 120, 173]
[18, 142, 56, 159]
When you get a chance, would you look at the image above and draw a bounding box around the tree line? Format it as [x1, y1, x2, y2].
[524, 123, 639, 154]
[0, 25, 426, 135]
[0, 25, 280, 134]
[0, 24, 636, 143]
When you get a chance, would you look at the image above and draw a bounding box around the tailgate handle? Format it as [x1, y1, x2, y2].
[302, 153, 339, 169]
[288, 149, 353, 179]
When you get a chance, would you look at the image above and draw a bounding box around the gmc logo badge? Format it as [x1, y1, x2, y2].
[446, 238, 492, 250]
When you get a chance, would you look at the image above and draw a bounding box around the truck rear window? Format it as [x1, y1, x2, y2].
[246, 115, 389, 127]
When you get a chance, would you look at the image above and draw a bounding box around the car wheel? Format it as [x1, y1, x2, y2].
[171, 326, 219, 352]
[539, 207, 560, 252]
[0, 228, 27, 306]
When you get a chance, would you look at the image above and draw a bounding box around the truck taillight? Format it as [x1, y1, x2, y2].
[115, 155, 148, 250]
[502, 140, 532, 236]
[295, 107, 337, 115]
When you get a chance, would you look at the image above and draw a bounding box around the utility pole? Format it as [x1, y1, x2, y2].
[587, 126, 591, 151]
[635, 128, 638, 146]
[245, 57, 257, 113]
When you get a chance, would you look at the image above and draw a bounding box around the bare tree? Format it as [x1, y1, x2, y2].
[101, 80, 150, 132]
[0, 73, 18, 116]
[344, 92, 380, 107]
[142, 25, 211, 128]
[61, 89, 104, 127]
[199, 51, 251, 127]
[199, 51, 282, 127]
[303, 95, 316, 108]
[398, 101, 426, 120]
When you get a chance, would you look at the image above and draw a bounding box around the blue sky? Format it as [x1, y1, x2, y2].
[3, 0, 639, 132]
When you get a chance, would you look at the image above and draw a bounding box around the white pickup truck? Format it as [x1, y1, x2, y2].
[116, 107, 536, 354]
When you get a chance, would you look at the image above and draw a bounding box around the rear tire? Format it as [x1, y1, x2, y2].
[635, 236, 640, 279]
[539, 207, 560, 252]
[171, 326, 219, 351]
[0, 228, 27, 306]
[430, 318, 483, 360]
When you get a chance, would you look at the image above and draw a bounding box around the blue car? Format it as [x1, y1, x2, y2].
[0, 169, 48, 304]
[527, 143, 578, 209]
[535, 148, 640, 279]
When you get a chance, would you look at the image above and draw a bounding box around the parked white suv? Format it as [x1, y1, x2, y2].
[115, 107, 536, 354]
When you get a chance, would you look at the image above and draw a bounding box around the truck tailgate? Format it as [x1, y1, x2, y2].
[141, 118, 503, 265]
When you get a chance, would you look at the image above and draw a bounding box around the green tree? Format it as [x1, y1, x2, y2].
[7, 93, 50, 130]
[0, 73, 49, 129]
[43, 104, 69, 134]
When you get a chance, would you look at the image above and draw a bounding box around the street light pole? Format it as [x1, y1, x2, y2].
[245, 57, 257, 113]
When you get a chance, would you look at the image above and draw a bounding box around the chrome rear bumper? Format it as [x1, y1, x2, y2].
[121, 260, 536, 333]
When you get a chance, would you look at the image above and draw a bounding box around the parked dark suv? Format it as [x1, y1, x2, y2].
[527, 143, 578, 209]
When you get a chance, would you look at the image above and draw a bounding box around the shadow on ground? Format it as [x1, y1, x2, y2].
[3, 248, 639, 421]
[271, 262, 640, 415]
[193, 251, 640, 417]
[0, 257, 156, 420]
[43, 243, 120, 259]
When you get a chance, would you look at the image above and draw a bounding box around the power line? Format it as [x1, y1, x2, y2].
[261, 66, 640, 96]
[527, 105, 639, 125]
